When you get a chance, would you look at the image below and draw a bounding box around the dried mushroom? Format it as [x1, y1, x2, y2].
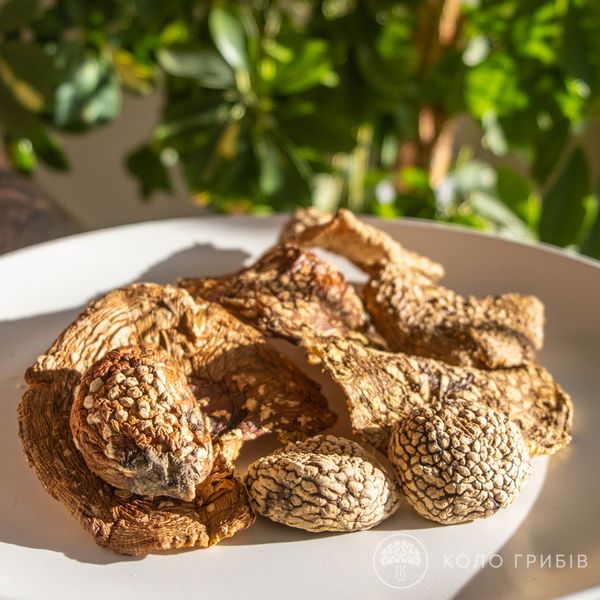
[304, 336, 572, 456]
[180, 244, 385, 348]
[245, 435, 401, 532]
[363, 263, 544, 368]
[279, 207, 444, 280]
[71, 345, 213, 502]
[19, 283, 337, 553]
[388, 399, 532, 524]
[278, 206, 333, 242]
[19, 364, 254, 555]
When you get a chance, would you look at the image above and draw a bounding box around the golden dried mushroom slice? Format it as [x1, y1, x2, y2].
[388, 399, 532, 524]
[279, 207, 444, 280]
[180, 244, 385, 348]
[304, 336, 572, 457]
[19, 283, 337, 553]
[245, 435, 401, 532]
[19, 366, 254, 555]
[71, 345, 213, 502]
[363, 263, 544, 369]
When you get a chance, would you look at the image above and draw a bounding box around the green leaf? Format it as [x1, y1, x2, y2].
[495, 166, 538, 228]
[469, 191, 533, 240]
[157, 48, 234, 88]
[154, 103, 230, 141]
[6, 138, 37, 173]
[0, 41, 58, 101]
[0, 79, 41, 138]
[53, 45, 121, 129]
[540, 147, 590, 247]
[0, 0, 37, 34]
[208, 6, 248, 72]
[269, 40, 336, 95]
[32, 129, 69, 170]
[580, 195, 600, 259]
[126, 145, 172, 199]
[531, 117, 569, 184]
[112, 49, 154, 95]
[465, 55, 528, 119]
[256, 137, 283, 196]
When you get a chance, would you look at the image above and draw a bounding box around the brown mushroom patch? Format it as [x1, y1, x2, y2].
[71, 345, 214, 502]
[388, 399, 532, 524]
[180, 244, 385, 348]
[363, 263, 544, 369]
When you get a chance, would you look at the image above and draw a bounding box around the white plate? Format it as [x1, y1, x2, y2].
[0, 216, 598, 600]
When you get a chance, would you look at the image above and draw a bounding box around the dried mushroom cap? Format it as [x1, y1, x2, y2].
[19, 366, 254, 555]
[363, 263, 544, 369]
[279, 208, 444, 280]
[18, 282, 336, 553]
[245, 435, 401, 532]
[180, 244, 385, 348]
[388, 399, 532, 524]
[303, 336, 572, 456]
[71, 345, 213, 502]
[278, 206, 333, 242]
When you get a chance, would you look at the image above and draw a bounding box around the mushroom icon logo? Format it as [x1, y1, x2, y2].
[373, 534, 429, 589]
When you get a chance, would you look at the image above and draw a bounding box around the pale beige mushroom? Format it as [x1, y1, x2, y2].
[388, 398, 532, 524]
[246, 435, 401, 532]
[363, 263, 544, 368]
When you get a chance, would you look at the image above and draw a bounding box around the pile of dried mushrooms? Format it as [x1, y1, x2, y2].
[18, 208, 573, 555]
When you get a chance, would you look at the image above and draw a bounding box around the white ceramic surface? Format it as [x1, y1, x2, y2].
[0, 216, 598, 600]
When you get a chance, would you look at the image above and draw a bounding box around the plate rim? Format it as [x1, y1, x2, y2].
[1, 213, 599, 273]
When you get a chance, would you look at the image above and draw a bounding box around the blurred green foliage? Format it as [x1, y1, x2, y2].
[0, 0, 599, 257]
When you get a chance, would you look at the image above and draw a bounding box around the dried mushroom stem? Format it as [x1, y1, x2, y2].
[180, 243, 385, 348]
[388, 399, 532, 524]
[279, 207, 444, 280]
[71, 345, 213, 502]
[363, 263, 544, 369]
[304, 336, 572, 456]
[245, 435, 401, 532]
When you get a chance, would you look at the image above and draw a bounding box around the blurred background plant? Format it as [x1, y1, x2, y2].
[0, 0, 599, 257]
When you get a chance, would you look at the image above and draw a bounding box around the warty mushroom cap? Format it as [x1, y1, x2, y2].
[388, 398, 532, 524]
[245, 434, 401, 532]
[70, 345, 214, 502]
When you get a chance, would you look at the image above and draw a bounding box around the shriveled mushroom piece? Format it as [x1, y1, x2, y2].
[304, 336, 572, 456]
[278, 206, 333, 242]
[363, 263, 544, 368]
[180, 244, 385, 348]
[388, 399, 532, 524]
[245, 435, 401, 532]
[279, 207, 444, 280]
[71, 345, 213, 502]
[19, 283, 336, 553]
[19, 364, 254, 555]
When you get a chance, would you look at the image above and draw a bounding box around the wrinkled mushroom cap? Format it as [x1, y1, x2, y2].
[245, 434, 401, 532]
[180, 243, 385, 348]
[388, 399, 532, 524]
[71, 345, 214, 502]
